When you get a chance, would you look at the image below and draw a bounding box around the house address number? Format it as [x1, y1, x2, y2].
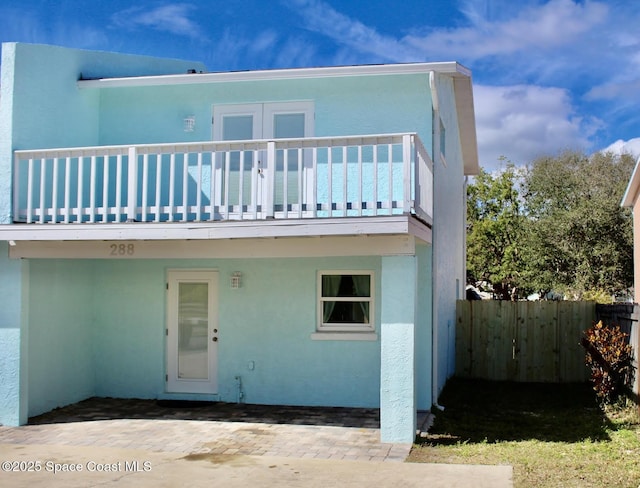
[109, 243, 135, 256]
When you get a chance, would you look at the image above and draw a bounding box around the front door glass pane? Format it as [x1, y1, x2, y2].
[178, 282, 209, 380]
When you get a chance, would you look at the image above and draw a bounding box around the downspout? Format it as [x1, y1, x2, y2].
[429, 71, 445, 411]
[463, 174, 469, 300]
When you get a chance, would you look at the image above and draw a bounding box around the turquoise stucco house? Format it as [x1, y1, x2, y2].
[0, 43, 478, 443]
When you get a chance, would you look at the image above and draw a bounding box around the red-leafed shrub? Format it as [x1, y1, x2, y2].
[581, 321, 635, 404]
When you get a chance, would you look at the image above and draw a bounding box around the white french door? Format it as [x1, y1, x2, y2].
[212, 101, 314, 216]
[166, 270, 218, 394]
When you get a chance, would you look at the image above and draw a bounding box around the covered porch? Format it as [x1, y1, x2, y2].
[0, 235, 432, 444]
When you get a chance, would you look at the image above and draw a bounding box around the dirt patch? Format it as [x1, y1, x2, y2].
[182, 453, 258, 467]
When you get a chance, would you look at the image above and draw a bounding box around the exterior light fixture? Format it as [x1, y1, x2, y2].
[183, 115, 195, 132]
[231, 272, 242, 289]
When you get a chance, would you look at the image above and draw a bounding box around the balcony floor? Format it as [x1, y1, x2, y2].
[2, 215, 432, 259]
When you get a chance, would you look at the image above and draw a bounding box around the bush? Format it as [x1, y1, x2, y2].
[581, 321, 635, 403]
[581, 290, 614, 304]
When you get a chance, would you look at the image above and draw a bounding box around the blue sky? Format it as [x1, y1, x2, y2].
[1, 0, 639, 170]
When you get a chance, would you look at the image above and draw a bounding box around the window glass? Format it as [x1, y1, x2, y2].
[319, 273, 373, 330]
[274, 113, 305, 138]
[222, 115, 253, 140]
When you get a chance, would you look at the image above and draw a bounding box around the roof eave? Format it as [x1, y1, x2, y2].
[77, 62, 471, 89]
[622, 156, 640, 207]
[453, 76, 479, 175]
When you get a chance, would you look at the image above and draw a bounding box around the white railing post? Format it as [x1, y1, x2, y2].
[310, 147, 318, 218]
[402, 134, 412, 214]
[63, 156, 71, 223]
[127, 146, 138, 221]
[265, 141, 276, 219]
[77, 156, 84, 223]
[13, 154, 21, 223]
[26, 158, 33, 224]
[52, 157, 59, 223]
[413, 134, 433, 224]
[115, 154, 123, 222]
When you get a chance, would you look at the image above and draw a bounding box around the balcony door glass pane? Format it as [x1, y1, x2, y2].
[221, 115, 255, 207]
[223, 115, 254, 141]
[274, 113, 305, 208]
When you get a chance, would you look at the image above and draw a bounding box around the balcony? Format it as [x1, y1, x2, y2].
[13, 133, 433, 230]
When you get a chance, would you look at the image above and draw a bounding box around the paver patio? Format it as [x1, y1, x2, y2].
[0, 398, 425, 462]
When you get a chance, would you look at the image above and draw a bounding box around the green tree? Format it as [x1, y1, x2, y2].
[521, 150, 634, 299]
[467, 163, 525, 299]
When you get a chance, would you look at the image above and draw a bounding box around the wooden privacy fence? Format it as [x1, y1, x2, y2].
[456, 300, 596, 383]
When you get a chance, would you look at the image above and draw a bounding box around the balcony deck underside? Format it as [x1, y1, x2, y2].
[1, 214, 431, 242]
[3, 215, 431, 259]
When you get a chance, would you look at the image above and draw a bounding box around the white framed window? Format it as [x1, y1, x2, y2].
[316, 271, 375, 335]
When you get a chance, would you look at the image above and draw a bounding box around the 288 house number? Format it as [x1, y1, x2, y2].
[109, 243, 135, 256]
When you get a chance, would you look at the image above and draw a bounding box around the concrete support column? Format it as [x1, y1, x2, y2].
[380, 255, 416, 443]
[0, 242, 29, 426]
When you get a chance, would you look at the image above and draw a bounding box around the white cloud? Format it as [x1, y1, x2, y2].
[601, 138, 640, 158]
[0, 7, 108, 49]
[287, 0, 422, 62]
[289, 0, 609, 66]
[111, 4, 203, 40]
[474, 84, 602, 168]
[273, 37, 317, 68]
[585, 79, 640, 102]
[437, 0, 608, 57]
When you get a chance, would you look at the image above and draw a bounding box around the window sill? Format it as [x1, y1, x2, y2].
[310, 332, 378, 341]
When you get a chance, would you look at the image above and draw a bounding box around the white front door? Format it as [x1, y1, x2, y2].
[212, 102, 314, 217]
[166, 270, 218, 394]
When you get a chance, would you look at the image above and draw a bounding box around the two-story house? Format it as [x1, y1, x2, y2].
[0, 42, 478, 443]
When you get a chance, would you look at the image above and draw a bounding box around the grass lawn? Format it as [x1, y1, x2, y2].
[408, 378, 640, 487]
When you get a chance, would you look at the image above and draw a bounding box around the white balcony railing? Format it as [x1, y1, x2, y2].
[13, 133, 433, 225]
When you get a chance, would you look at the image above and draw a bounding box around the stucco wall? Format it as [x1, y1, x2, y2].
[432, 73, 466, 395]
[0, 242, 28, 425]
[415, 242, 433, 410]
[96, 74, 431, 145]
[0, 42, 206, 224]
[24, 255, 384, 417]
[27, 260, 95, 416]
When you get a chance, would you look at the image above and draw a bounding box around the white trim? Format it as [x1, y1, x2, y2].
[8, 235, 417, 259]
[262, 101, 315, 138]
[212, 103, 263, 141]
[622, 156, 640, 207]
[439, 153, 448, 168]
[317, 270, 375, 334]
[310, 332, 377, 341]
[77, 62, 470, 89]
[453, 76, 479, 175]
[166, 269, 218, 394]
[0, 215, 430, 242]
